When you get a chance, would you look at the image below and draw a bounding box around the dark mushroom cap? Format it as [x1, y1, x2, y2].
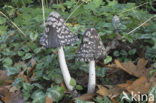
[76, 28, 106, 62]
[40, 11, 78, 48]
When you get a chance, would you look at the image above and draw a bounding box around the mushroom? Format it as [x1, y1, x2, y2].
[112, 15, 122, 34]
[76, 28, 106, 93]
[40, 11, 78, 91]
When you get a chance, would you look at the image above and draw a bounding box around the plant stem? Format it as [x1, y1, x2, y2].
[88, 60, 96, 93]
[58, 47, 74, 91]
[128, 15, 156, 35]
[0, 11, 26, 37]
[41, 0, 46, 27]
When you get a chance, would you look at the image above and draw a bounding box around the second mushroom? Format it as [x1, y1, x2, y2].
[76, 28, 106, 93]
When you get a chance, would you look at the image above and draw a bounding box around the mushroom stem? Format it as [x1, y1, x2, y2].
[87, 60, 96, 93]
[58, 47, 74, 91]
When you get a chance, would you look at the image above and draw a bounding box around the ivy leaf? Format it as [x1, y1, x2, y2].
[32, 90, 45, 103]
[29, 32, 38, 41]
[70, 78, 76, 86]
[113, 51, 120, 57]
[22, 53, 32, 60]
[104, 56, 112, 64]
[46, 86, 65, 102]
[75, 98, 93, 103]
[76, 85, 83, 90]
[6, 67, 19, 76]
[128, 49, 136, 55]
[2, 57, 13, 66]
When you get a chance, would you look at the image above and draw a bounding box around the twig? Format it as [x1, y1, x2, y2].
[41, 0, 46, 27]
[128, 15, 156, 35]
[0, 11, 26, 37]
[119, 0, 156, 15]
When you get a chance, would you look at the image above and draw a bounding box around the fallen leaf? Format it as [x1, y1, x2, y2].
[46, 96, 53, 103]
[0, 70, 13, 86]
[18, 72, 29, 82]
[30, 58, 37, 68]
[77, 93, 95, 101]
[9, 86, 19, 93]
[126, 76, 151, 94]
[117, 80, 133, 89]
[149, 73, 156, 86]
[115, 58, 151, 77]
[96, 85, 122, 99]
[0, 86, 24, 103]
[96, 85, 109, 96]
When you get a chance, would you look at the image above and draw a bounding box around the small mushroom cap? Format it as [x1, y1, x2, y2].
[40, 11, 78, 48]
[112, 15, 122, 30]
[76, 28, 107, 62]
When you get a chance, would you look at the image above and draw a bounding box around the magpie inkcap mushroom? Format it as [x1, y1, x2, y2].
[40, 11, 78, 91]
[76, 28, 106, 93]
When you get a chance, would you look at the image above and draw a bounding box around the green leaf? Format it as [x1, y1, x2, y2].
[32, 90, 45, 103]
[113, 51, 120, 57]
[22, 53, 32, 60]
[23, 83, 34, 101]
[23, 83, 34, 91]
[70, 78, 76, 86]
[76, 85, 83, 90]
[96, 67, 107, 77]
[34, 48, 42, 54]
[93, 0, 102, 8]
[2, 57, 13, 66]
[0, 17, 6, 24]
[128, 49, 136, 55]
[6, 67, 19, 76]
[29, 32, 38, 41]
[104, 56, 112, 64]
[18, 51, 25, 56]
[46, 86, 65, 102]
[94, 96, 113, 103]
[75, 98, 93, 103]
[120, 50, 127, 56]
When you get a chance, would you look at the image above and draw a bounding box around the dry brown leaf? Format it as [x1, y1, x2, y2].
[126, 76, 151, 94]
[46, 96, 53, 103]
[117, 80, 133, 89]
[96, 85, 109, 96]
[30, 58, 37, 68]
[115, 58, 151, 77]
[9, 86, 19, 93]
[77, 93, 95, 101]
[96, 85, 122, 99]
[0, 86, 24, 103]
[149, 73, 156, 86]
[18, 73, 29, 82]
[0, 70, 13, 86]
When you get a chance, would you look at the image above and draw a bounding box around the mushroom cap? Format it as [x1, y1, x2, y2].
[40, 11, 78, 48]
[112, 15, 122, 30]
[76, 28, 107, 62]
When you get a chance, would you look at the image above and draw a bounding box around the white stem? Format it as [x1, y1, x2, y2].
[87, 60, 96, 93]
[58, 47, 74, 91]
[41, 0, 46, 27]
